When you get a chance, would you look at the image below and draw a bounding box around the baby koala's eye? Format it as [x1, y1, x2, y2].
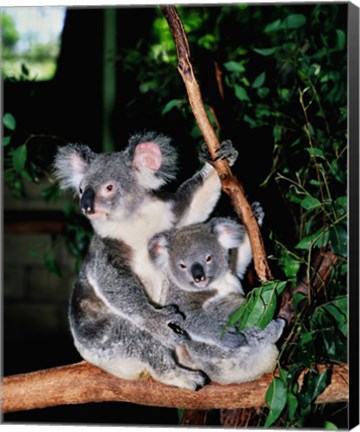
[106, 184, 113, 192]
[205, 255, 212, 263]
[179, 263, 187, 269]
[79, 187, 83, 194]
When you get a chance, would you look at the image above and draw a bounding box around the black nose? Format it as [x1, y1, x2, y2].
[80, 187, 95, 214]
[191, 263, 206, 283]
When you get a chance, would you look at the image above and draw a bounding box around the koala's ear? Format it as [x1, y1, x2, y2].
[211, 218, 245, 249]
[53, 144, 96, 192]
[127, 131, 178, 190]
[148, 231, 173, 270]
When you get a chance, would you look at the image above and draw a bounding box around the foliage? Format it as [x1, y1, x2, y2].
[1, 12, 20, 53]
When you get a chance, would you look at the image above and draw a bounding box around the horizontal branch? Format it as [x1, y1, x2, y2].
[2, 361, 348, 413]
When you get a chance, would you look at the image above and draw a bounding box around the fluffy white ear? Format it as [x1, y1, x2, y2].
[127, 132, 178, 190]
[211, 218, 245, 250]
[148, 232, 171, 271]
[53, 144, 95, 192]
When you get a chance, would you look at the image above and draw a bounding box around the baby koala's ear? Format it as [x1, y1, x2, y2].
[148, 230, 174, 271]
[210, 218, 246, 250]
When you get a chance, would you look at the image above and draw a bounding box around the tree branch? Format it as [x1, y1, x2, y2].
[161, 6, 273, 282]
[2, 361, 348, 414]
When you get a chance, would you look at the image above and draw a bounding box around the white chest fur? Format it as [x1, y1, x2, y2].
[94, 199, 175, 304]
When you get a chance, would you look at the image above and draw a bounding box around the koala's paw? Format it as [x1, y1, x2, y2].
[198, 140, 238, 167]
[251, 201, 265, 226]
[179, 369, 210, 391]
[216, 140, 238, 166]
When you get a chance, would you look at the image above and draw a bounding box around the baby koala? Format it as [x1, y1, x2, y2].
[149, 217, 247, 348]
[149, 211, 285, 384]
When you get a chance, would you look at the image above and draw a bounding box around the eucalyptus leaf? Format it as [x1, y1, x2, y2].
[161, 99, 182, 115]
[284, 14, 306, 29]
[300, 196, 321, 210]
[264, 377, 287, 427]
[12, 144, 27, 173]
[223, 61, 246, 74]
[252, 71, 266, 88]
[253, 47, 276, 56]
[3, 113, 16, 131]
[234, 85, 250, 101]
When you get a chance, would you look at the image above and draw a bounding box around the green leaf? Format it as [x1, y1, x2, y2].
[287, 392, 298, 421]
[12, 144, 27, 173]
[330, 222, 347, 257]
[284, 14, 306, 29]
[3, 113, 16, 131]
[228, 280, 287, 330]
[161, 99, 183, 115]
[305, 147, 326, 159]
[324, 420, 338, 430]
[3, 136, 11, 147]
[234, 85, 250, 101]
[264, 19, 282, 33]
[252, 71, 266, 88]
[264, 377, 287, 427]
[253, 47, 276, 56]
[300, 196, 322, 210]
[223, 61, 246, 74]
[295, 227, 330, 250]
[335, 29, 346, 51]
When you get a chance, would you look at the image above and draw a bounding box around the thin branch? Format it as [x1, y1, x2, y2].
[161, 6, 273, 282]
[1, 361, 348, 414]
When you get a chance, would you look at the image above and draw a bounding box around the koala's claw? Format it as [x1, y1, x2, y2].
[168, 322, 191, 340]
[251, 201, 265, 226]
[199, 140, 238, 167]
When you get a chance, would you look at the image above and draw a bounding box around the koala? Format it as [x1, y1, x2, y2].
[54, 131, 237, 390]
[149, 217, 248, 346]
[149, 209, 285, 384]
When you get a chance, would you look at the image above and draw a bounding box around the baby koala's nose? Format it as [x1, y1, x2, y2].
[191, 263, 206, 283]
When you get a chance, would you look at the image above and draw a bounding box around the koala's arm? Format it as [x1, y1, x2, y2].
[85, 236, 184, 338]
[173, 140, 239, 227]
[235, 202, 265, 279]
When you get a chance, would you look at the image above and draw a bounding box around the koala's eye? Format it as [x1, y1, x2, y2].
[206, 255, 212, 263]
[102, 183, 115, 195]
[79, 187, 83, 194]
[179, 263, 187, 269]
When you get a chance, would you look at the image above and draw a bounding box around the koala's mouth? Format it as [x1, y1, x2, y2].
[86, 209, 110, 220]
[192, 277, 212, 289]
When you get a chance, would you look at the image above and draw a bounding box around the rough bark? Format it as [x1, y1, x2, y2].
[1, 361, 348, 414]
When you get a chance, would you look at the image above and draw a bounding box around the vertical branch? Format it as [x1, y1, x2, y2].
[161, 6, 273, 282]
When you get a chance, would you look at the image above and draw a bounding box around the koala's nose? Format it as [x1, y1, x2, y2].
[80, 187, 96, 215]
[191, 263, 206, 283]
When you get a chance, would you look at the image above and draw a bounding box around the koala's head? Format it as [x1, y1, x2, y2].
[53, 132, 178, 225]
[149, 218, 245, 291]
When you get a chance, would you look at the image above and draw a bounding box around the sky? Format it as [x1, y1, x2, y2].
[2, 7, 66, 51]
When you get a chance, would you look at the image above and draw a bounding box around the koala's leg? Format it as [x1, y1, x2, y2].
[71, 305, 209, 391]
[179, 319, 285, 385]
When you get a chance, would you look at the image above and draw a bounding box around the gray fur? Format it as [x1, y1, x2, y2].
[53, 133, 238, 389]
[149, 212, 284, 384]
